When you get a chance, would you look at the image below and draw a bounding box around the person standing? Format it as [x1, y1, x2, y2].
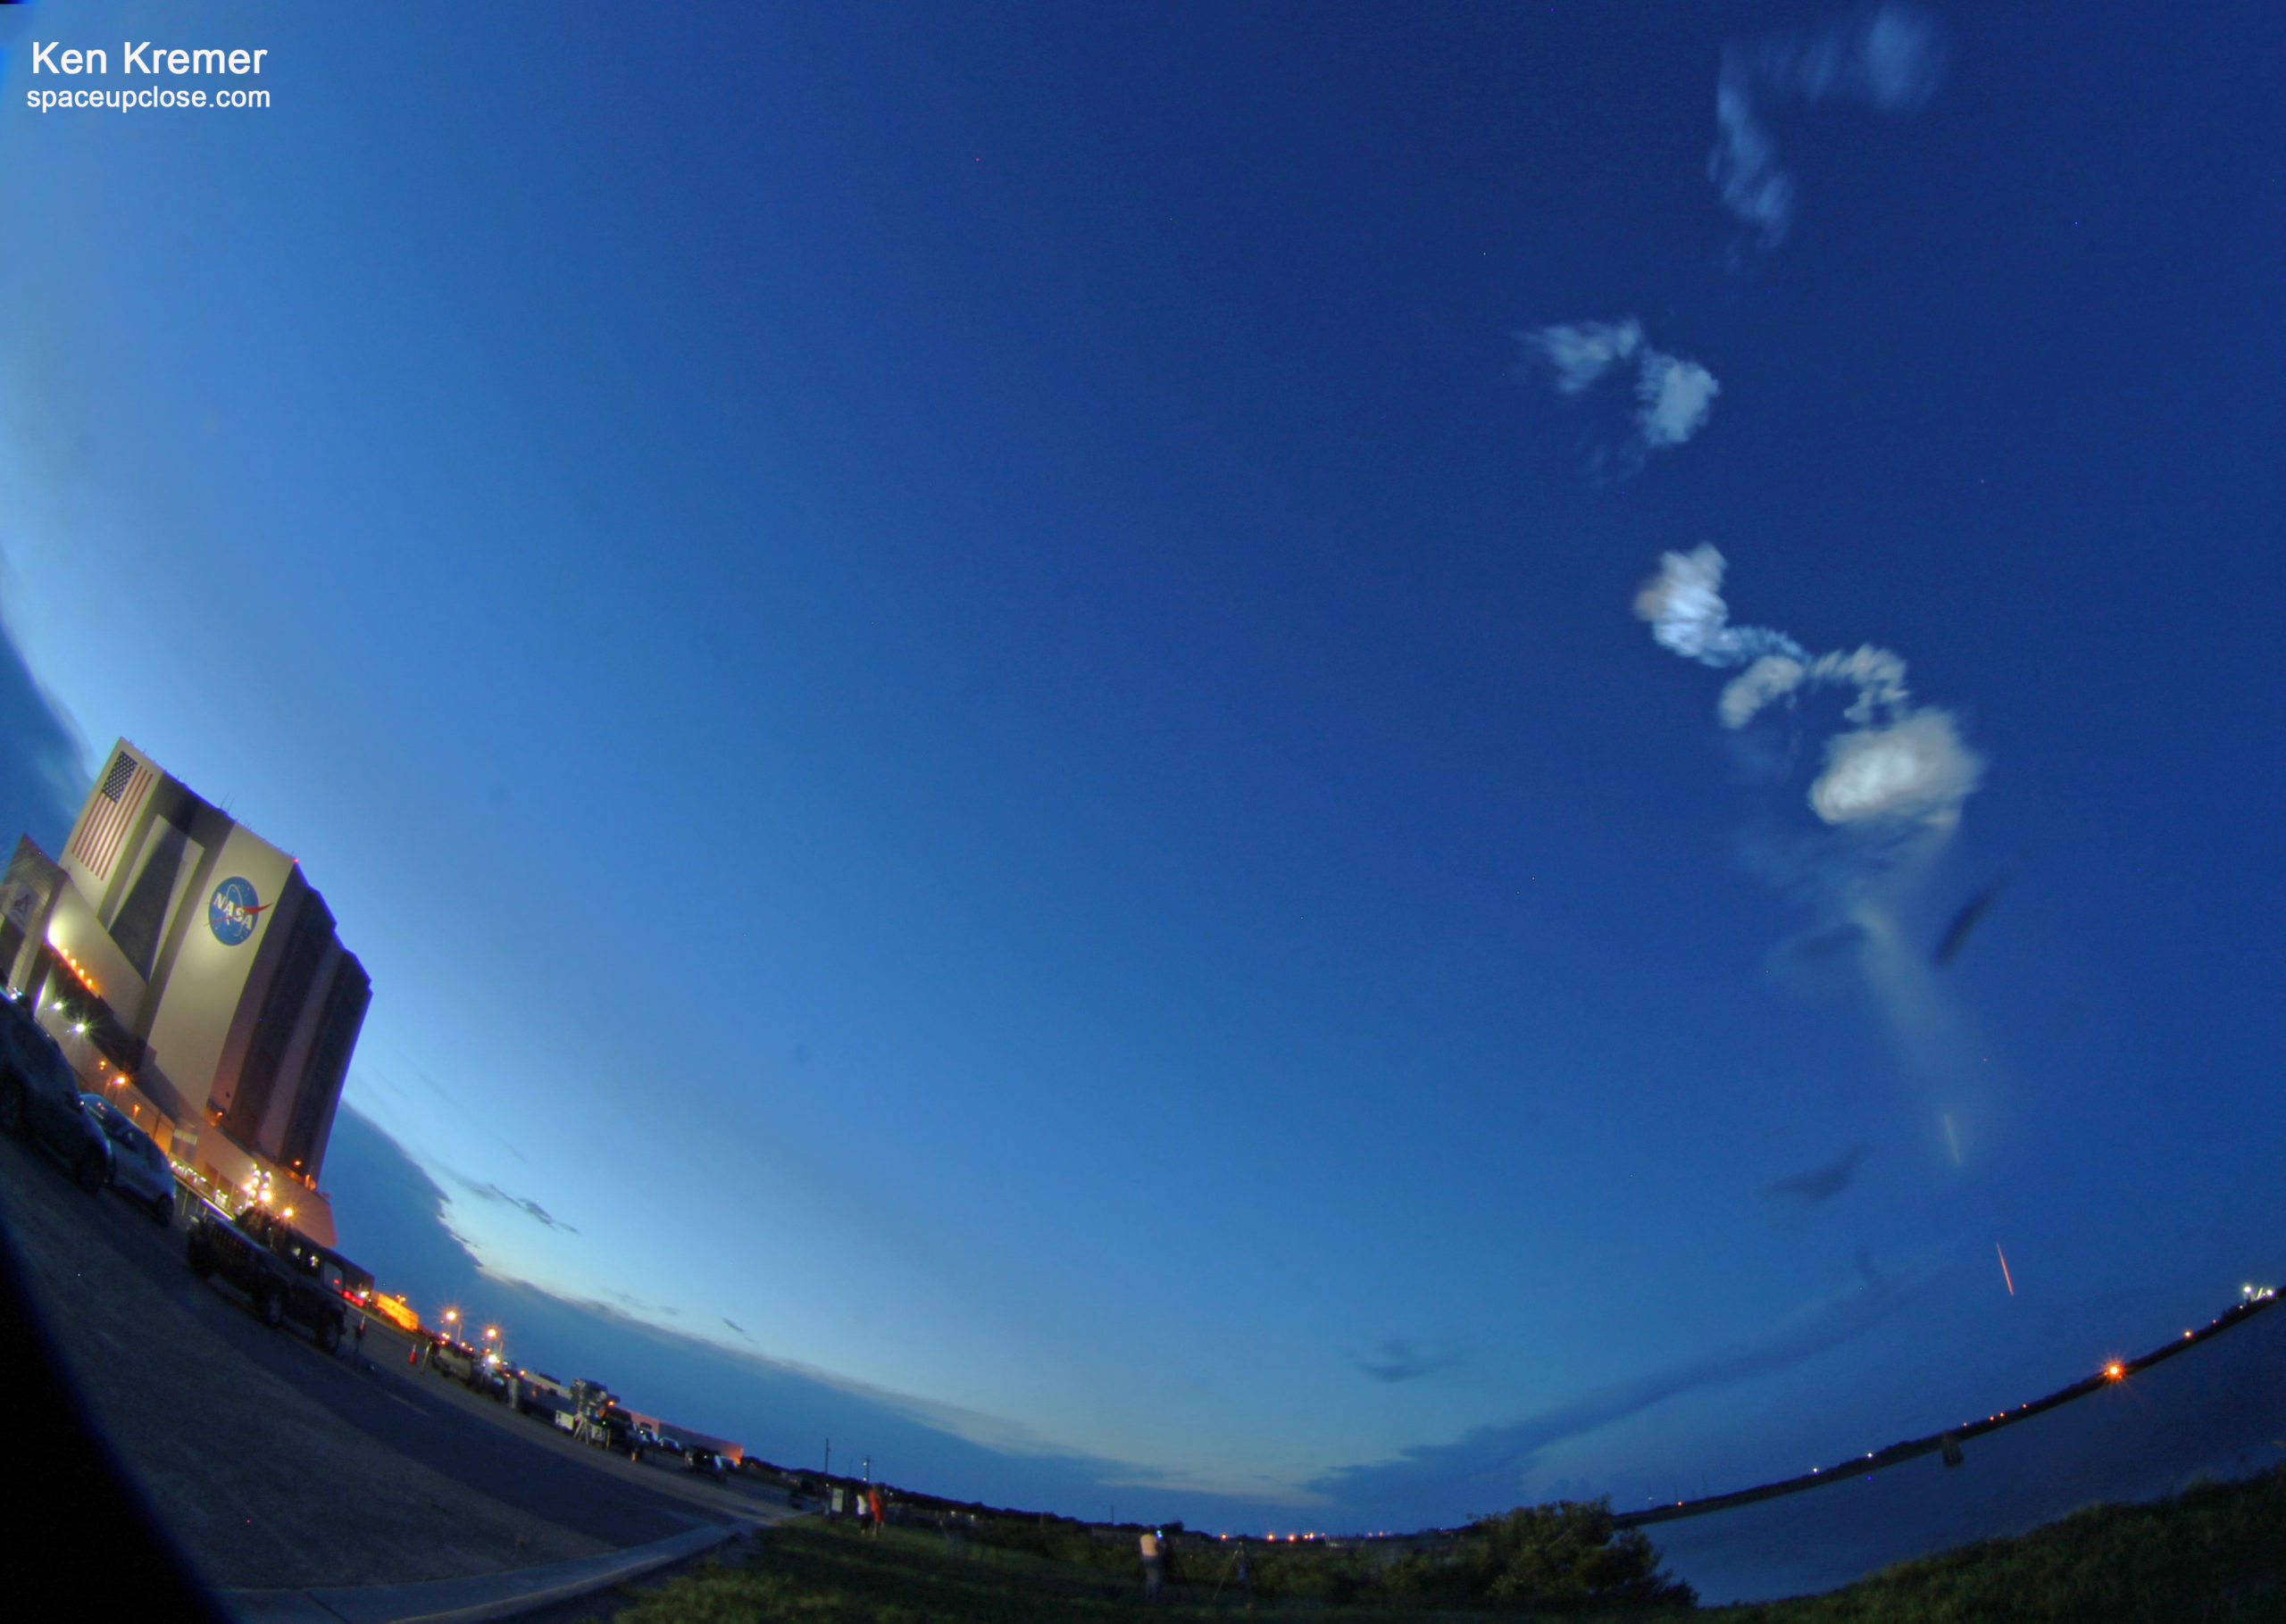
[1139, 1528, 1163, 1603]
[868, 1485, 883, 1537]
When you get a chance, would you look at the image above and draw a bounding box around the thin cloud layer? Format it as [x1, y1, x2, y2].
[1764, 1145, 1868, 1204]
[1521, 318, 1721, 477]
[450, 1170, 582, 1234]
[1313, 1262, 1920, 1527]
[1357, 1338, 1464, 1386]
[1710, 3, 1948, 253]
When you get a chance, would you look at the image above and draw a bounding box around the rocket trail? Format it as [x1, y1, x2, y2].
[1995, 1241, 2016, 1296]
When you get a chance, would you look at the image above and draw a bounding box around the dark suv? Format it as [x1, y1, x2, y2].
[0, 995, 113, 1194]
[187, 1199, 371, 1352]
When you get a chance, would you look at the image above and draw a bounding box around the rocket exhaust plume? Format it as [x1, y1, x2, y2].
[1636, 546, 1993, 1148]
[1635, 545, 1981, 835]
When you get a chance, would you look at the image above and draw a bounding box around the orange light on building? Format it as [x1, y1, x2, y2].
[2104, 1362, 2125, 1381]
[51, 942, 102, 997]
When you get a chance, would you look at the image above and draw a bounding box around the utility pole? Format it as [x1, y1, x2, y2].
[861, 1455, 872, 1484]
[823, 1438, 831, 1477]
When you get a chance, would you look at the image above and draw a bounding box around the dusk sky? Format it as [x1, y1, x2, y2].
[4, 1, 2283, 1536]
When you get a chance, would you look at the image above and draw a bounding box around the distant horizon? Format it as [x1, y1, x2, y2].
[320, 1093, 2284, 1550]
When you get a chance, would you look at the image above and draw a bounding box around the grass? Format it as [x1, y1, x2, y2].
[1711, 1466, 2286, 1623]
[613, 1465, 2286, 1623]
[611, 1520, 1552, 1623]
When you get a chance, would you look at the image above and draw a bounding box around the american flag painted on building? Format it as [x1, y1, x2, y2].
[67, 749, 156, 883]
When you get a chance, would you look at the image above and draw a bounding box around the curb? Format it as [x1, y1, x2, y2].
[217, 1520, 748, 1624]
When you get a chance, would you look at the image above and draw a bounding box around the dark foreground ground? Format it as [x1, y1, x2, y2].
[598, 1467, 2286, 1624]
[0, 1120, 786, 1596]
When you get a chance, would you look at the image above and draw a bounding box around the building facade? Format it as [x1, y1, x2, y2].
[0, 740, 368, 1244]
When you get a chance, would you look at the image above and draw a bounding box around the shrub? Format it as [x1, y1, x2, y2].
[1468, 1499, 1697, 1612]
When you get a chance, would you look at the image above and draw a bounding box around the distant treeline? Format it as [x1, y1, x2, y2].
[936, 1499, 1693, 1610]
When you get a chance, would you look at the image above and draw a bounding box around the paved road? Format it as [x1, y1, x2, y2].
[0, 1125, 784, 1595]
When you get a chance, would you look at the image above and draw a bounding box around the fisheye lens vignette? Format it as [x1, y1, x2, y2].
[1, 1, 2282, 1615]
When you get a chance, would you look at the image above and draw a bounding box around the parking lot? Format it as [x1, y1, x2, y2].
[0, 1118, 788, 1595]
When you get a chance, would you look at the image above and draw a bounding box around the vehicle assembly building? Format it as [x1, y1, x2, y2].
[1, 739, 368, 1244]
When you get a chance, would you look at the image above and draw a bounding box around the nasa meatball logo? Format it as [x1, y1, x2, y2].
[208, 877, 269, 945]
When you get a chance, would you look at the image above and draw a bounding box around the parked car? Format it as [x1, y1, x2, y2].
[635, 1426, 683, 1457]
[430, 1335, 511, 1398]
[80, 1094, 175, 1224]
[511, 1369, 575, 1423]
[186, 1198, 354, 1352]
[685, 1448, 729, 1479]
[0, 997, 113, 1194]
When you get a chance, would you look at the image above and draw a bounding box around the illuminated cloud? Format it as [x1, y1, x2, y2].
[1637, 352, 1723, 449]
[1528, 318, 1644, 395]
[1636, 545, 1980, 832]
[1633, 545, 1803, 668]
[1710, 3, 1948, 253]
[1717, 654, 1807, 728]
[1809, 710, 1982, 829]
[1520, 319, 1721, 474]
[1636, 547, 1991, 1113]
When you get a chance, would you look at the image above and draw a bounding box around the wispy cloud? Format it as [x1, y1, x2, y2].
[1312, 1261, 1923, 1524]
[1637, 352, 1723, 449]
[449, 1171, 580, 1234]
[1533, 317, 1646, 396]
[1765, 1145, 1868, 1204]
[1356, 1338, 1464, 1385]
[1710, 4, 1948, 254]
[1519, 318, 1721, 477]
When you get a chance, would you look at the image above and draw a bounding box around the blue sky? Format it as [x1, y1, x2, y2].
[4, 0, 2284, 1537]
